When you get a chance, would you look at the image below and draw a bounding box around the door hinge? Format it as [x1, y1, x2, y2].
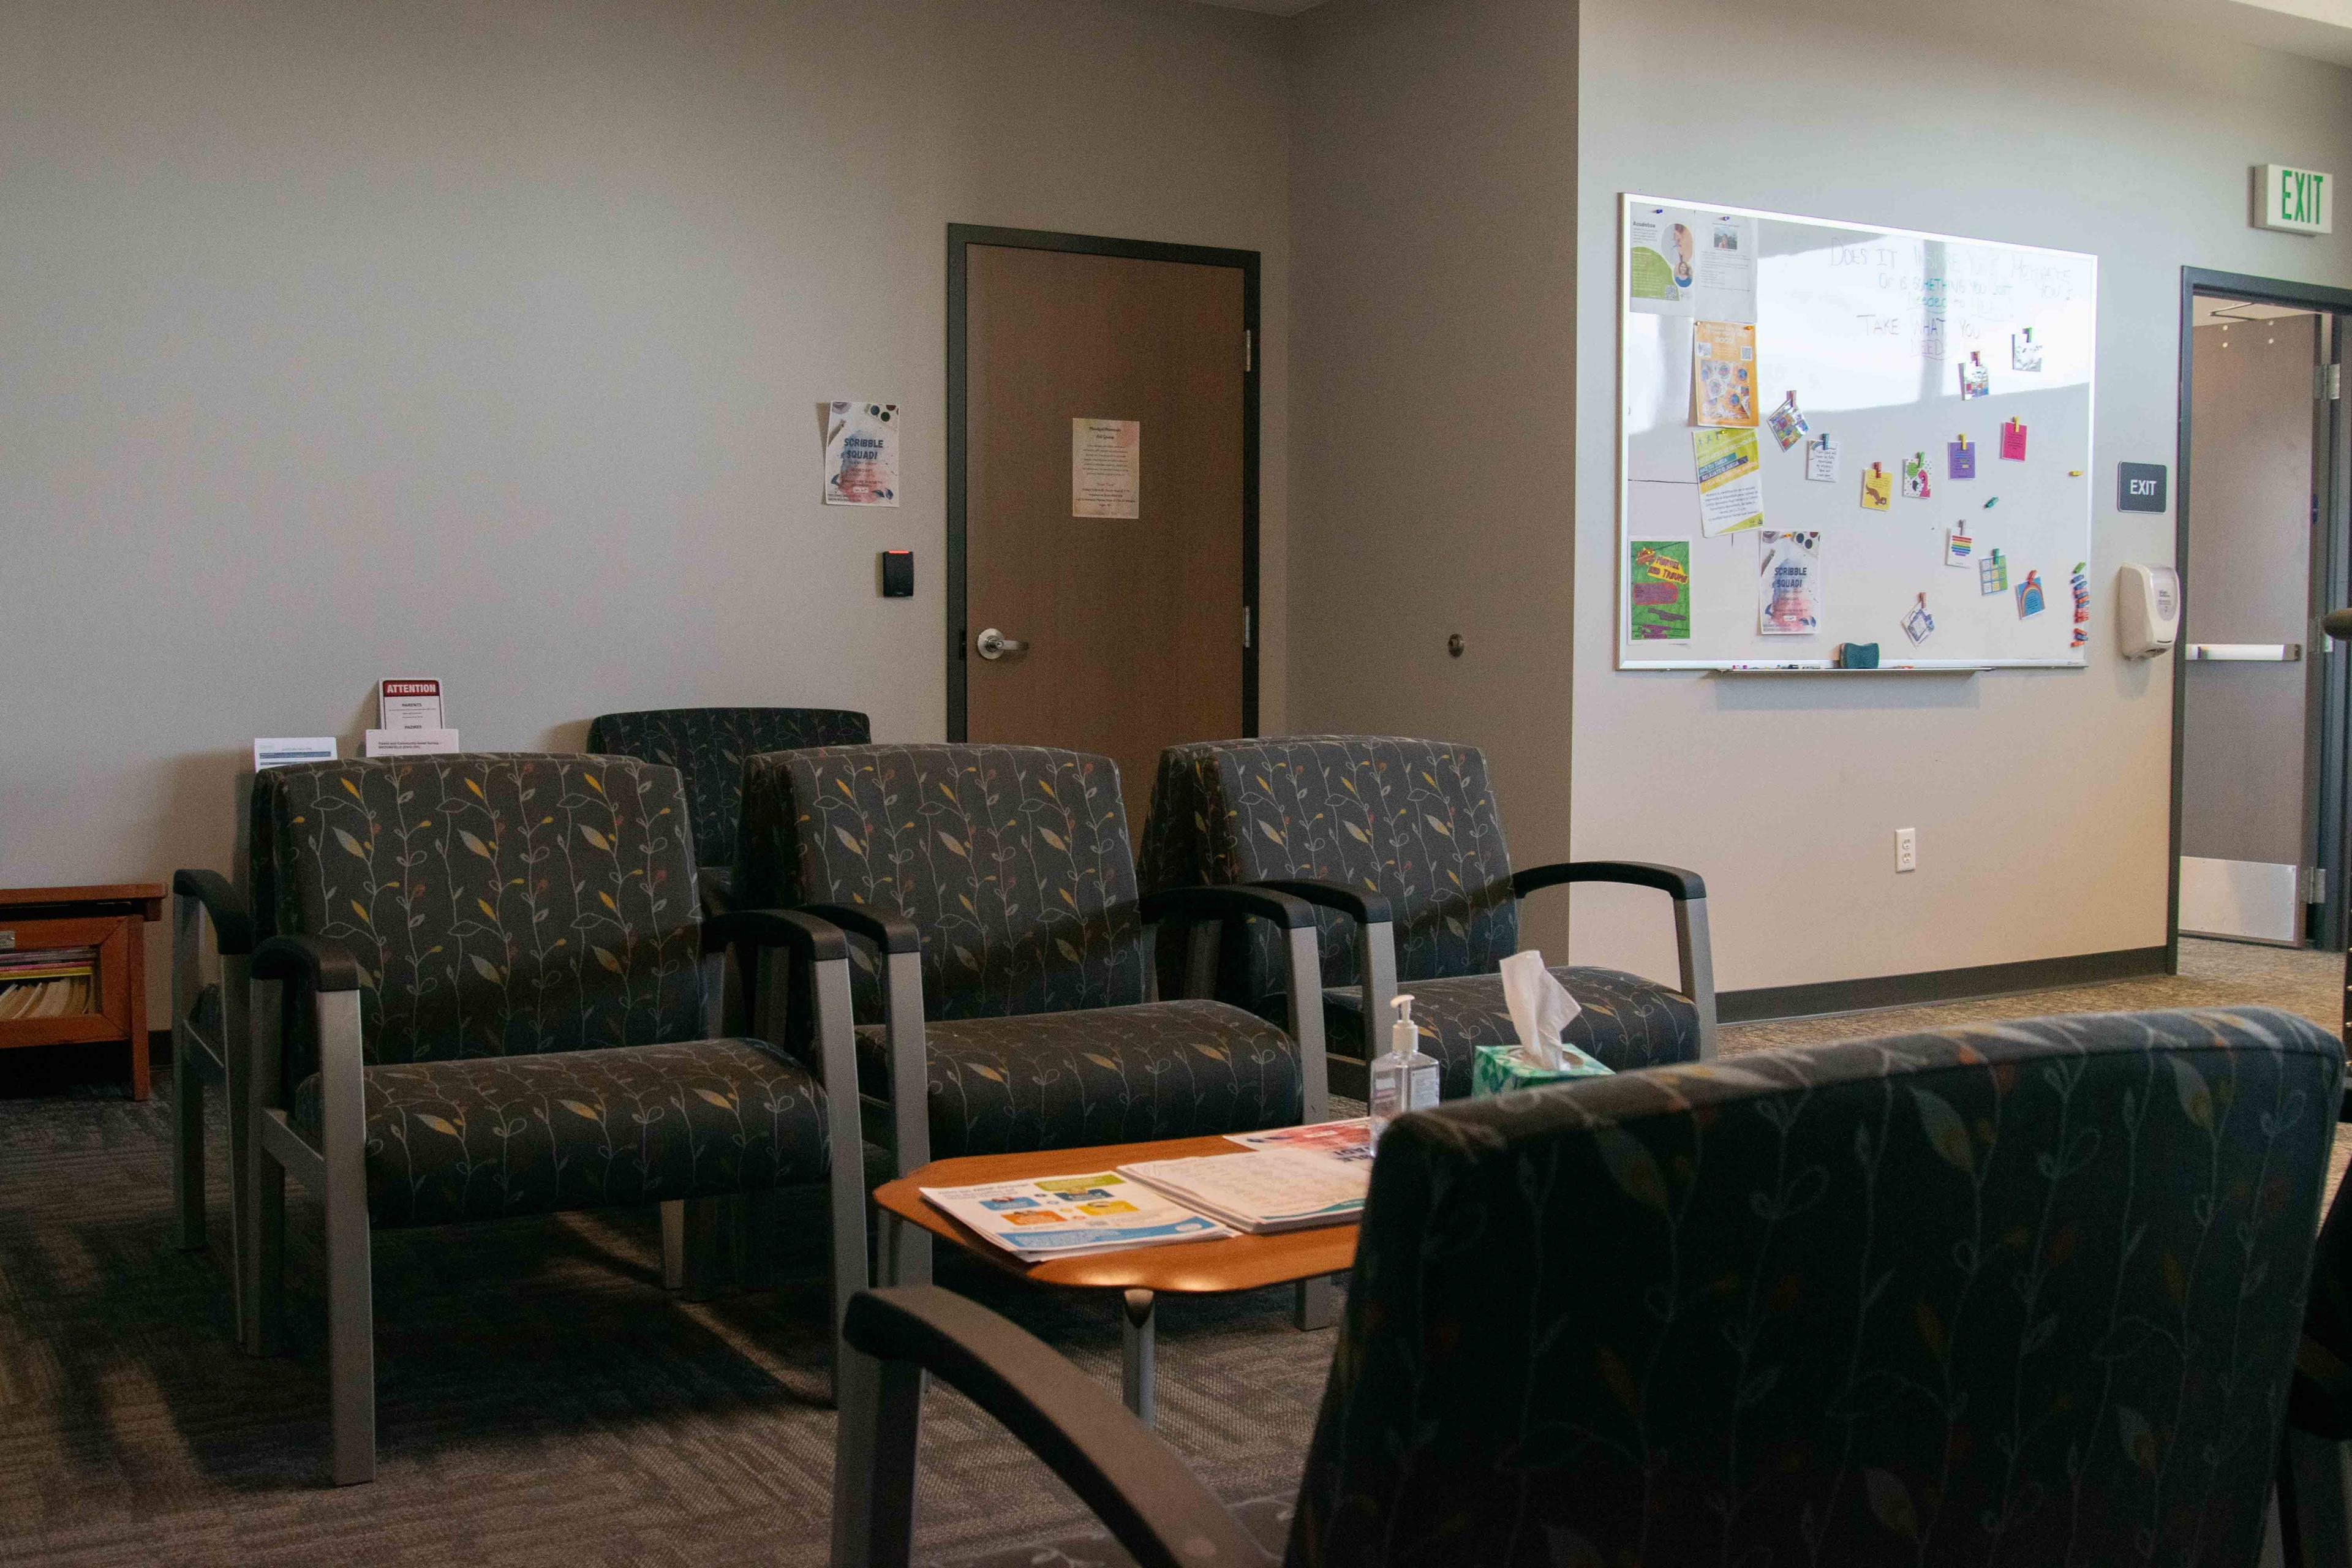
[2321, 363, 2342, 401]
[1245, 330, 1254, 374]
[1243, 605, 1253, 648]
[2304, 865, 2328, 903]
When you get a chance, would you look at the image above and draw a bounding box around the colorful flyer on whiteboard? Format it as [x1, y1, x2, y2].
[824, 401, 900, 507]
[1626, 207, 1698, 315]
[1629, 540, 1692, 641]
[1946, 527, 1974, 567]
[1860, 462, 1892, 511]
[2000, 418, 2028, 461]
[1072, 418, 1142, 518]
[1959, 353, 1990, 401]
[1692, 428, 1765, 535]
[1979, 548, 2009, 595]
[1757, 530, 1822, 636]
[1903, 452, 1932, 500]
[1694, 213, 1757, 303]
[1765, 391, 1809, 451]
[1692, 321, 1758, 428]
[2016, 570, 2047, 619]
[1948, 434, 1975, 480]
[1804, 433, 1841, 483]
[1902, 594, 1936, 646]
[2013, 328, 2043, 372]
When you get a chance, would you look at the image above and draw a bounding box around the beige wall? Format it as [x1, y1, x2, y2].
[1285, 0, 1581, 952]
[1570, 0, 2352, 992]
[0, 0, 1290, 1011]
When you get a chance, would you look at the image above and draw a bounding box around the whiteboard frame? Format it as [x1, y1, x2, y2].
[1616, 192, 2097, 671]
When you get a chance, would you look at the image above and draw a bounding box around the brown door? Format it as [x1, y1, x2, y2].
[956, 236, 1254, 829]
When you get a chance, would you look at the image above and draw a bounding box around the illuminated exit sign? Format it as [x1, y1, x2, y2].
[2255, 165, 2332, 235]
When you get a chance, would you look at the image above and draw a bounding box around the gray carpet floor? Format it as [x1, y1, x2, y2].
[0, 938, 2339, 1566]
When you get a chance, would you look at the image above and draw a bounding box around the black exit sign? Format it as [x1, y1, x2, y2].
[2118, 462, 2168, 513]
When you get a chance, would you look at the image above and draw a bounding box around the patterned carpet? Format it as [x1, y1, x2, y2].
[0, 938, 2339, 1567]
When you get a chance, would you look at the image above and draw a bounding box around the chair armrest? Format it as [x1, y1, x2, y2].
[1237, 878, 1393, 927]
[704, 907, 851, 964]
[172, 869, 254, 956]
[1140, 884, 1318, 932]
[250, 934, 363, 993]
[1512, 859, 1706, 902]
[840, 1285, 1272, 1568]
[798, 902, 923, 956]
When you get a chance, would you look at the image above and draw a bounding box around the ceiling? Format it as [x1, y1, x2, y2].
[2195, 296, 2320, 324]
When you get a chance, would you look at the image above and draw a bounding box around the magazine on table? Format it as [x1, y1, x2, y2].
[1118, 1121, 1374, 1235]
[918, 1169, 1234, 1262]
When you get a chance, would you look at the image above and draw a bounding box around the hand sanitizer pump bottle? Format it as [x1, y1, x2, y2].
[1369, 993, 1441, 1140]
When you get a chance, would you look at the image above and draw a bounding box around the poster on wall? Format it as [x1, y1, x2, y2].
[824, 401, 900, 507]
[1692, 428, 1765, 535]
[1629, 540, 1692, 641]
[1071, 418, 1141, 519]
[1626, 205, 1756, 321]
[1757, 530, 1822, 636]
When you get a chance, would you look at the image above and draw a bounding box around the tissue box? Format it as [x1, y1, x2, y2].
[1471, 1043, 1615, 1098]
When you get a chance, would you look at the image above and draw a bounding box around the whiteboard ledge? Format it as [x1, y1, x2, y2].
[1611, 658, 2087, 673]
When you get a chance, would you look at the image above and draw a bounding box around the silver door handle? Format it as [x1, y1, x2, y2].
[974, 627, 1029, 660]
[2186, 643, 2301, 662]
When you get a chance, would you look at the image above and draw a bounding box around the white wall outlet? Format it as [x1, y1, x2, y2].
[1895, 827, 1918, 873]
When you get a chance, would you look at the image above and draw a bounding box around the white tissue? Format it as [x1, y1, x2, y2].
[1499, 949, 1582, 1071]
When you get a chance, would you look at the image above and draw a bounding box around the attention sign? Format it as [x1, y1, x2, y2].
[2255, 165, 2332, 235]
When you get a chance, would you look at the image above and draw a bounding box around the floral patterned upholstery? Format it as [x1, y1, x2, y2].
[292, 1037, 829, 1229]
[1286, 1006, 2342, 1567]
[1140, 736, 1701, 1085]
[852, 999, 1302, 1160]
[1325, 963, 1699, 1097]
[737, 744, 1152, 1020]
[255, 755, 834, 1232]
[585, 707, 870, 888]
[737, 743, 1307, 1158]
[256, 754, 706, 1071]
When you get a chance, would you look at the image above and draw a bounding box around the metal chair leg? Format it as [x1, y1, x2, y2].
[830, 1346, 924, 1568]
[1121, 1289, 1156, 1428]
[660, 1199, 686, 1290]
[1293, 1275, 1336, 1332]
[172, 1031, 207, 1250]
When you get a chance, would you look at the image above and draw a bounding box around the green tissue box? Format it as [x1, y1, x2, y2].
[1471, 1042, 1615, 1098]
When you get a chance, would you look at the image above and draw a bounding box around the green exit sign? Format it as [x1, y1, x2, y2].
[2255, 164, 2332, 235]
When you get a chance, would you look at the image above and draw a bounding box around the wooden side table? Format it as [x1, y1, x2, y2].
[0, 884, 164, 1099]
[873, 1134, 1356, 1425]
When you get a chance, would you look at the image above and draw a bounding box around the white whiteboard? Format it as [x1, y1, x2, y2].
[1617, 195, 2097, 670]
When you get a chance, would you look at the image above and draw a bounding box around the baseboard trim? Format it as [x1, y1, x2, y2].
[1718, 946, 2173, 1025]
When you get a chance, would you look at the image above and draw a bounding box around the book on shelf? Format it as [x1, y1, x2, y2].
[0, 976, 92, 1020]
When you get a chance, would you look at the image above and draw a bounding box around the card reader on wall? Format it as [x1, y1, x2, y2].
[2116, 563, 2179, 659]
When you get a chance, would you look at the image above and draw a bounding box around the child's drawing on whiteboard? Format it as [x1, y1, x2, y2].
[1860, 462, 1892, 511]
[2013, 328, 2043, 372]
[1902, 594, 1936, 646]
[1959, 353, 1990, 400]
[1765, 391, 1809, 451]
[2000, 418, 2028, 461]
[1904, 453, 1932, 500]
[2016, 570, 2047, 619]
[1757, 530, 1822, 636]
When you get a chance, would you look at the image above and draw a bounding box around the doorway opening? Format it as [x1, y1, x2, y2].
[2171, 268, 2352, 961]
[945, 224, 1260, 826]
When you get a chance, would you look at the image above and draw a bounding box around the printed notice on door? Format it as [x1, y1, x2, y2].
[1072, 418, 1140, 519]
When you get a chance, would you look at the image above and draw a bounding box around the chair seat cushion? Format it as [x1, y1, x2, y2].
[1323, 965, 1698, 1097]
[293, 1038, 831, 1229]
[856, 998, 1303, 1160]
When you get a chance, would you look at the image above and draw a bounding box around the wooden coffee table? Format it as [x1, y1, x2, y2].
[872, 1133, 1358, 1425]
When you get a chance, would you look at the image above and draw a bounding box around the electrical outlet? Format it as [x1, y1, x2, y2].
[1895, 827, 1918, 873]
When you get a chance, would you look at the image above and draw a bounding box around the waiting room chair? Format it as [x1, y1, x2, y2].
[238, 753, 867, 1485]
[1140, 734, 1716, 1099]
[2277, 1080, 2352, 1567]
[733, 743, 1329, 1294]
[834, 1004, 2341, 1567]
[586, 706, 869, 910]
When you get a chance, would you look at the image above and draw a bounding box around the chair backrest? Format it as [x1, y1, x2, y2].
[1287, 1005, 2342, 1567]
[1139, 735, 1518, 1000]
[735, 743, 1150, 1020]
[255, 754, 705, 1066]
[584, 707, 870, 876]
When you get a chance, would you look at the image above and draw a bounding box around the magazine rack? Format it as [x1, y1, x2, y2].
[0, 884, 164, 1098]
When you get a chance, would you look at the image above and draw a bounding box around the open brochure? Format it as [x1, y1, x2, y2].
[918, 1169, 1233, 1262]
[1118, 1123, 1373, 1235]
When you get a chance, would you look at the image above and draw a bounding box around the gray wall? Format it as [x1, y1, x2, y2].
[1285, 0, 1582, 953]
[1566, 0, 2352, 991]
[2181, 314, 2320, 867]
[0, 0, 1291, 1009]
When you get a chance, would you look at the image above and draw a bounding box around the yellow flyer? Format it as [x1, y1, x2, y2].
[1692, 320, 1758, 428]
[1693, 428, 1765, 536]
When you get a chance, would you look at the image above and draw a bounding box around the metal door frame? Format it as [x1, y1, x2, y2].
[2172, 267, 2352, 964]
[944, 224, 1261, 741]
